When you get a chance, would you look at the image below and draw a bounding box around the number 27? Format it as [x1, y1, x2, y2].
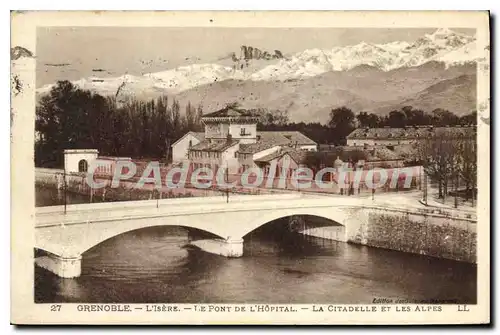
[50, 304, 61, 312]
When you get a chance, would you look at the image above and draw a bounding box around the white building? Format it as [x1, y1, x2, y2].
[171, 105, 317, 173]
[63, 149, 132, 175]
[171, 132, 205, 162]
[63, 149, 98, 173]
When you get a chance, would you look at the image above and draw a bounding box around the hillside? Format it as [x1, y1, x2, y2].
[374, 74, 477, 116]
[173, 63, 476, 123]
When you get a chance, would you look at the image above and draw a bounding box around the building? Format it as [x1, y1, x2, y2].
[63, 149, 132, 175]
[347, 126, 477, 149]
[171, 131, 205, 162]
[172, 105, 317, 174]
[63, 149, 99, 173]
[253, 147, 309, 178]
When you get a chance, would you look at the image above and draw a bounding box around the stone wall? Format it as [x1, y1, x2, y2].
[300, 226, 346, 242]
[349, 210, 476, 263]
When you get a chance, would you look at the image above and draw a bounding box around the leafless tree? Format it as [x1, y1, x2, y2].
[456, 135, 477, 205]
[415, 128, 477, 205]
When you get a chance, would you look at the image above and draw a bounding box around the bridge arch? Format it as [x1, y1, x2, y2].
[78, 224, 226, 256]
[233, 207, 351, 240]
[35, 216, 230, 258]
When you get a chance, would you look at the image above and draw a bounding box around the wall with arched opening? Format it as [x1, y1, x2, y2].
[63, 149, 98, 173]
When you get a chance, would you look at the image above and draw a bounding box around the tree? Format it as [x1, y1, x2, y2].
[194, 105, 204, 131]
[460, 111, 477, 126]
[386, 110, 407, 128]
[356, 112, 369, 128]
[356, 112, 381, 128]
[185, 102, 196, 130]
[258, 108, 289, 126]
[415, 127, 476, 205]
[35, 80, 109, 167]
[431, 108, 460, 126]
[457, 135, 477, 204]
[328, 107, 356, 145]
[401, 106, 431, 126]
[416, 131, 454, 199]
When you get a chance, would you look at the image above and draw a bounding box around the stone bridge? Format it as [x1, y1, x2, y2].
[35, 192, 429, 278]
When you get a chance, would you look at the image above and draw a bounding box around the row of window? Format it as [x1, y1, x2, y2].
[238, 153, 252, 160]
[192, 163, 218, 170]
[238, 166, 298, 178]
[350, 141, 407, 146]
[190, 151, 222, 159]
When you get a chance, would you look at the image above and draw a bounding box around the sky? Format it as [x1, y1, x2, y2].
[36, 27, 475, 87]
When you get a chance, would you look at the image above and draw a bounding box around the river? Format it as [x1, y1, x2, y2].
[35, 186, 476, 304]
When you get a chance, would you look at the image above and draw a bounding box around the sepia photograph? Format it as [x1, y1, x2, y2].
[10, 11, 490, 325]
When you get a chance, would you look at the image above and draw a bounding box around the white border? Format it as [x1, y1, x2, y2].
[4, 2, 496, 332]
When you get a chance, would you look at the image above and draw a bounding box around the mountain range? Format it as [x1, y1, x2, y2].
[37, 28, 484, 123]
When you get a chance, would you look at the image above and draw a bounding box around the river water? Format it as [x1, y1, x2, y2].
[35, 186, 476, 304]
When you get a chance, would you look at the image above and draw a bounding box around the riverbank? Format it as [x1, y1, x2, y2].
[345, 208, 476, 263]
[36, 168, 477, 264]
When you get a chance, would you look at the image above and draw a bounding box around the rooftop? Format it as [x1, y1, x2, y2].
[347, 126, 477, 140]
[190, 139, 239, 152]
[202, 105, 259, 119]
[304, 146, 404, 165]
[191, 132, 205, 141]
[260, 131, 317, 146]
[254, 148, 308, 164]
[171, 131, 205, 147]
[63, 149, 99, 154]
[238, 131, 317, 154]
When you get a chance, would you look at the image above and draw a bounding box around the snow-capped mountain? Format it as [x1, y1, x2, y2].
[37, 64, 246, 98]
[145, 64, 246, 93]
[37, 28, 481, 97]
[251, 28, 477, 80]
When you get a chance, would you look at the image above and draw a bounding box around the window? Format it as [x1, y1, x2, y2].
[78, 159, 88, 173]
[240, 128, 249, 136]
[188, 140, 192, 147]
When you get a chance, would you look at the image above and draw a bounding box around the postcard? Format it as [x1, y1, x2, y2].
[11, 10, 490, 325]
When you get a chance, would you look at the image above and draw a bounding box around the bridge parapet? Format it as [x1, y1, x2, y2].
[35, 192, 307, 215]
